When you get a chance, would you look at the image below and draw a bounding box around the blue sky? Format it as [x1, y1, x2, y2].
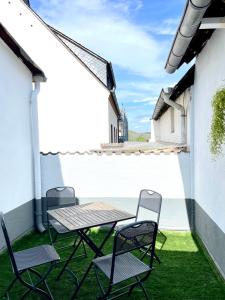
[30, 0, 190, 132]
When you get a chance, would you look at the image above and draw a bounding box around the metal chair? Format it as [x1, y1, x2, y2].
[45, 186, 87, 256]
[136, 190, 162, 263]
[93, 220, 158, 300]
[117, 189, 162, 263]
[136, 189, 162, 224]
[0, 212, 59, 300]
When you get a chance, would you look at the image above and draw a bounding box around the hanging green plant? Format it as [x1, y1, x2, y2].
[210, 88, 225, 157]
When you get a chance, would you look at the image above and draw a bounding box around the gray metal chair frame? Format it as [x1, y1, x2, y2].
[0, 212, 60, 300]
[136, 189, 162, 224]
[93, 220, 158, 300]
[136, 189, 162, 263]
[46, 186, 87, 257]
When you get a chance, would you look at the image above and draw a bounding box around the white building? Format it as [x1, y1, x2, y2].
[151, 65, 194, 147]
[0, 23, 45, 239]
[0, 0, 120, 152]
[119, 109, 129, 143]
[164, 0, 225, 278]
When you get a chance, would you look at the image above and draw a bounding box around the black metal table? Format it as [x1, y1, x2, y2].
[47, 201, 135, 299]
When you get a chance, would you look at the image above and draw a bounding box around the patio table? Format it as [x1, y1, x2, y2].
[47, 201, 135, 299]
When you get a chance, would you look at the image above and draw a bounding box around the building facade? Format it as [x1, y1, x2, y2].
[0, 23, 45, 240]
[0, 0, 120, 152]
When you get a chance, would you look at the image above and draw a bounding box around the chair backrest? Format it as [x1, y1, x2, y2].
[0, 212, 19, 276]
[136, 189, 162, 224]
[110, 220, 158, 282]
[46, 186, 77, 210]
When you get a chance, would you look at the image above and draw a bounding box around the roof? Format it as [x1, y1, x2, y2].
[23, 0, 30, 6]
[152, 65, 195, 120]
[0, 23, 46, 81]
[49, 26, 116, 90]
[180, 0, 225, 67]
[40, 146, 186, 156]
[166, 0, 225, 72]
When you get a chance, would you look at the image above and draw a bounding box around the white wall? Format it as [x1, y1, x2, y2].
[154, 89, 191, 145]
[0, 0, 111, 152]
[41, 152, 191, 229]
[0, 38, 34, 213]
[193, 29, 225, 233]
[41, 152, 190, 199]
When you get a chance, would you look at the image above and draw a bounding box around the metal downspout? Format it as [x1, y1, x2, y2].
[162, 88, 186, 144]
[30, 76, 45, 232]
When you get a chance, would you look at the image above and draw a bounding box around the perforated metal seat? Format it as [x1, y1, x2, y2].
[0, 212, 59, 300]
[49, 219, 69, 234]
[93, 220, 158, 300]
[93, 252, 150, 284]
[14, 245, 60, 272]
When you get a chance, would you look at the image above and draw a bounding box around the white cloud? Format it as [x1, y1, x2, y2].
[35, 0, 166, 78]
[140, 117, 150, 123]
[146, 18, 179, 36]
[132, 96, 157, 104]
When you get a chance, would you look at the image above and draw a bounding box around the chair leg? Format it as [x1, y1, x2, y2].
[29, 268, 55, 299]
[81, 239, 87, 257]
[138, 280, 149, 300]
[154, 252, 161, 264]
[4, 276, 18, 298]
[19, 264, 55, 300]
[20, 282, 53, 300]
[94, 265, 106, 297]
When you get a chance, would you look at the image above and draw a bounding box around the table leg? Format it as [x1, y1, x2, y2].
[70, 222, 116, 300]
[56, 232, 86, 281]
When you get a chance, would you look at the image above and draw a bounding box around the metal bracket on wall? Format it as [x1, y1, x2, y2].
[200, 17, 225, 29]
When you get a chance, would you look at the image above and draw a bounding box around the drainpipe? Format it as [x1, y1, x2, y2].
[161, 88, 186, 144]
[30, 75, 45, 232]
[165, 0, 211, 73]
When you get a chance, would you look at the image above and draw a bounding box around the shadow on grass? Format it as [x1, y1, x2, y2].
[0, 229, 225, 300]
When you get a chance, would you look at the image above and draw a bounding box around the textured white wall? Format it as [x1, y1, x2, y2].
[41, 152, 191, 199]
[0, 0, 112, 152]
[154, 89, 191, 145]
[0, 38, 34, 213]
[41, 152, 192, 229]
[193, 29, 225, 233]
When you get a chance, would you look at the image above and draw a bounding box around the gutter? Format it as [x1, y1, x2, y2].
[161, 88, 186, 144]
[30, 75, 46, 232]
[165, 0, 211, 73]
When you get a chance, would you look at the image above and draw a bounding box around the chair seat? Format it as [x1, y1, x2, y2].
[93, 252, 150, 284]
[14, 245, 60, 272]
[49, 219, 70, 234]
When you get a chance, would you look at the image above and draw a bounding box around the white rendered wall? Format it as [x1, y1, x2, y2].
[41, 152, 191, 229]
[154, 90, 191, 145]
[108, 101, 118, 143]
[0, 38, 34, 213]
[193, 29, 225, 233]
[41, 153, 190, 199]
[0, 0, 111, 152]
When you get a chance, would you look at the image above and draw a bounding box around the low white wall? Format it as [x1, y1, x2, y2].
[193, 29, 225, 233]
[0, 38, 34, 213]
[41, 152, 192, 229]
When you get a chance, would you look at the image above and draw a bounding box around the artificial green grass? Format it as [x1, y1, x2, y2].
[0, 229, 225, 299]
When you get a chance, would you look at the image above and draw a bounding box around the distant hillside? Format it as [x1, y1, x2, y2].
[128, 131, 150, 142]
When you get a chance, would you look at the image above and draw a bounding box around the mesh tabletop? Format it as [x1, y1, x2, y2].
[47, 202, 135, 231]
